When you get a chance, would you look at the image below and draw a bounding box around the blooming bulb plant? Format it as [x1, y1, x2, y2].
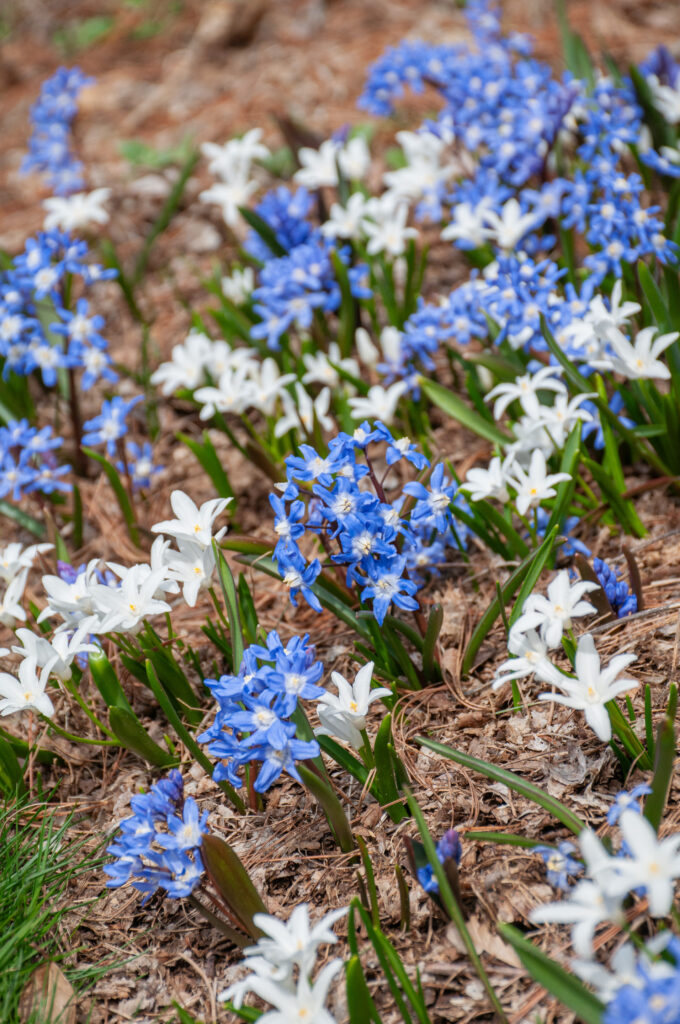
[315, 661, 391, 750]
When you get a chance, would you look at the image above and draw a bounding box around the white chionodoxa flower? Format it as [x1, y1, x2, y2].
[348, 381, 407, 425]
[441, 199, 493, 247]
[460, 454, 515, 504]
[163, 541, 217, 607]
[536, 633, 638, 741]
[0, 656, 57, 718]
[0, 571, 29, 627]
[485, 366, 566, 420]
[0, 542, 52, 584]
[530, 878, 624, 958]
[602, 810, 680, 916]
[13, 619, 99, 681]
[150, 330, 216, 395]
[513, 569, 599, 649]
[38, 558, 102, 630]
[151, 491, 231, 549]
[42, 188, 111, 232]
[234, 961, 342, 1024]
[221, 266, 255, 305]
[598, 324, 679, 380]
[315, 662, 391, 749]
[361, 195, 418, 257]
[507, 448, 571, 516]
[482, 198, 541, 251]
[492, 628, 554, 691]
[89, 564, 173, 635]
[275, 383, 334, 438]
[321, 193, 370, 242]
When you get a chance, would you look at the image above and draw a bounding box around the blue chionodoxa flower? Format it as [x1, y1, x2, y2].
[198, 630, 322, 793]
[104, 769, 209, 902]
[417, 829, 462, 894]
[534, 840, 584, 891]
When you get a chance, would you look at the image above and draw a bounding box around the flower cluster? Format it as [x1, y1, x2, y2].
[493, 570, 639, 742]
[220, 902, 347, 1023]
[0, 419, 72, 500]
[199, 630, 322, 792]
[531, 792, 680, 961]
[21, 66, 92, 195]
[271, 421, 469, 624]
[0, 230, 117, 395]
[593, 557, 638, 618]
[104, 770, 208, 901]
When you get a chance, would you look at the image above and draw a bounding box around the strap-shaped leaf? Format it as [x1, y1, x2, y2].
[108, 707, 175, 768]
[499, 924, 604, 1024]
[416, 737, 586, 834]
[419, 376, 511, 446]
[297, 763, 355, 853]
[201, 833, 267, 940]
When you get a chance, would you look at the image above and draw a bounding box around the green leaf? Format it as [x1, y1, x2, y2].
[422, 604, 443, 681]
[499, 924, 604, 1024]
[373, 713, 407, 822]
[297, 763, 355, 853]
[545, 424, 581, 538]
[108, 707, 176, 768]
[407, 792, 508, 1023]
[509, 526, 558, 627]
[133, 148, 200, 284]
[464, 830, 539, 848]
[644, 684, 677, 832]
[212, 541, 244, 672]
[345, 956, 382, 1024]
[463, 527, 557, 674]
[89, 649, 133, 712]
[416, 737, 586, 834]
[0, 500, 46, 538]
[200, 834, 267, 940]
[82, 447, 140, 546]
[317, 735, 369, 786]
[419, 377, 511, 446]
[177, 432, 235, 501]
[238, 207, 287, 257]
[0, 735, 27, 797]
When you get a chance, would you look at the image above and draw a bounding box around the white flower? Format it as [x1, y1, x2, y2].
[460, 455, 515, 504]
[513, 570, 599, 649]
[338, 136, 371, 180]
[507, 449, 571, 516]
[194, 364, 256, 419]
[202, 130, 269, 180]
[42, 188, 111, 232]
[219, 956, 291, 1009]
[0, 542, 52, 585]
[362, 198, 418, 257]
[90, 564, 173, 634]
[536, 633, 638, 741]
[354, 327, 379, 366]
[383, 130, 459, 201]
[199, 178, 259, 228]
[151, 491, 231, 549]
[492, 629, 553, 691]
[13, 619, 98, 682]
[601, 325, 679, 380]
[0, 571, 29, 627]
[506, 415, 556, 464]
[348, 381, 407, 425]
[482, 198, 540, 251]
[247, 960, 342, 1024]
[648, 75, 680, 124]
[608, 810, 680, 916]
[275, 384, 334, 438]
[246, 905, 348, 975]
[164, 541, 216, 607]
[441, 200, 492, 247]
[294, 140, 340, 189]
[530, 879, 623, 957]
[302, 343, 359, 388]
[150, 330, 214, 395]
[39, 559, 102, 629]
[320, 193, 369, 241]
[247, 358, 297, 416]
[538, 392, 595, 448]
[0, 657, 56, 718]
[221, 266, 255, 304]
[316, 662, 391, 749]
[485, 366, 566, 420]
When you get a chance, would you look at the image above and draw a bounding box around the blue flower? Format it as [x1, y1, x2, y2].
[82, 395, 142, 456]
[607, 784, 652, 825]
[360, 555, 419, 625]
[534, 841, 583, 891]
[417, 829, 462, 894]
